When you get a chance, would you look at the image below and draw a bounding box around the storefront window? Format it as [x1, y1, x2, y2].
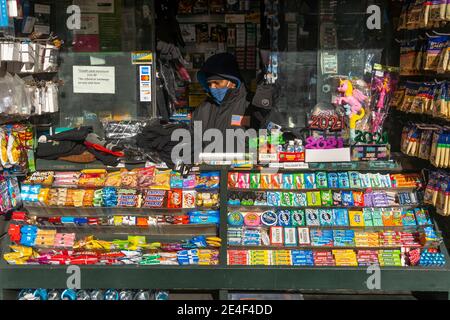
[42, 0, 156, 133]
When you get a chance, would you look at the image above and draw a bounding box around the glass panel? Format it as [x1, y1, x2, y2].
[41, 0, 156, 132]
[272, 0, 394, 130]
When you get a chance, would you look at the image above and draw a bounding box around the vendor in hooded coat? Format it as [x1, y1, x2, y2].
[192, 53, 281, 153]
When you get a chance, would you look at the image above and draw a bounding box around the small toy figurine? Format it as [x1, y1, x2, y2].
[334, 79, 368, 117]
[334, 79, 367, 141]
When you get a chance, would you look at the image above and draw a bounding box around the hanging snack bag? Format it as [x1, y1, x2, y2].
[389, 86, 406, 109]
[397, 1, 409, 30]
[410, 0, 427, 29]
[433, 81, 448, 117]
[428, 0, 446, 27]
[422, 0, 432, 27]
[399, 81, 421, 112]
[414, 39, 427, 73]
[410, 82, 435, 114]
[424, 35, 448, 71]
[400, 40, 418, 74]
[437, 46, 450, 73]
[446, 0, 450, 20]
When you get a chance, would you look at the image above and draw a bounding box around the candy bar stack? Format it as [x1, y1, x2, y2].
[357, 250, 379, 266]
[313, 251, 335, 266]
[228, 250, 248, 266]
[291, 250, 314, 266]
[333, 250, 358, 267]
[378, 250, 403, 267]
[272, 250, 292, 266]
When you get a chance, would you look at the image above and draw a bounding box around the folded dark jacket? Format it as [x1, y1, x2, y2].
[36, 141, 87, 160]
[87, 147, 120, 167]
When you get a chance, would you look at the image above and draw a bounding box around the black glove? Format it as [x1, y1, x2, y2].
[252, 83, 280, 110]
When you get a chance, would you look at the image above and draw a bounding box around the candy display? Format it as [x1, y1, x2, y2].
[21, 170, 220, 209]
[392, 81, 450, 120]
[228, 171, 419, 191]
[17, 289, 168, 301]
[424, 171, 450, 216]
[226, 169, 445, 269]
[3, 232, 221, 265]
[401, 123, 450, 168]
[398, 0, 450, 31]
[0, 124, 35, 172]
[228, 189, 420, 208]
[399, 35, 450, 76]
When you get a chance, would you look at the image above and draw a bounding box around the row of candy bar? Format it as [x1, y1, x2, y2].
[228, 172, 421, 190]
[227, 208, 432, 229]
[8, 225, 76, 248]
[22, 185, 219, 209]
[228, 248, 445, 267]
[227, 226, 439, 248]
[4, 235, 221, 265]
[19, 213, 219, 227]
[228, 189, 420, 207]
[24, 170, 220, 190]
[18, 289, 168, 300]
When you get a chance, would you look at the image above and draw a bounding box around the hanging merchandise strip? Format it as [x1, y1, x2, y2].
[397, 0, 450, 31]
[0, 175, 21, 214]
[264, 0, 279, 84]
[0, 36, 61, 74]
[424, 170, 450, 216]
[0, 0, 8, 27]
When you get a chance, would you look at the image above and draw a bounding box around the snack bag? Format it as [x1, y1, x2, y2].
[150, 170, 171, 190]
[121, 171, 138, 188]
[104, 171, 122, 187]
[137, 167, 156, 188]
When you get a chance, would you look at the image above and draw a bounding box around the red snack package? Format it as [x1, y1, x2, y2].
[353, 191, 365, 207]
[228, 172, 239, 189]
[168, 189, 183, 209]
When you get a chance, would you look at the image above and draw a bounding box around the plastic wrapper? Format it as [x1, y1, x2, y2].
[369, 64, 400, 134]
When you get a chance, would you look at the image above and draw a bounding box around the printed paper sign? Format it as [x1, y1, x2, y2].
[73, 66, 115, 94]
[74, 14, 99, 35]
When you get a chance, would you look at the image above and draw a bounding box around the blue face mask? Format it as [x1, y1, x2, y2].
[210, 87, 229, 104]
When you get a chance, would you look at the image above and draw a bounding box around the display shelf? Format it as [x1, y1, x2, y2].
[0, 264, 449, 293]
[2, 167, 450, 298]
[225, 224, 434, 231]
[227, 245, 426, 251]
[227, 161, 403, 172]
[228, 186, 418, 193]
[23, 205, 218, 217]
[227, 205, 422, 211]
